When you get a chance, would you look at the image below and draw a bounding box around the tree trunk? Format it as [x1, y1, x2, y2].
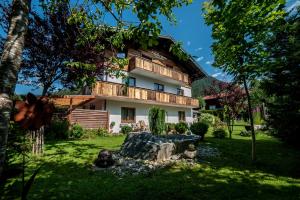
[242, 76, 256, 162]
[0, 0, 30, 176]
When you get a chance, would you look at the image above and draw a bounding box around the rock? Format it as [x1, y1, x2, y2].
[184, 150, 197, 159]
[120, 132, 201, 162]
[94, 150, 115, 168]
[120, 132, 176, 162]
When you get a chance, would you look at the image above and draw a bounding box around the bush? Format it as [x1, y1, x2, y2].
[69, 124, 84, 138]
[240, 130, 252, 137]
[148, 107, 166, 135]
[175, 122, 188, 134]
[190, 122, 209, 140]
[199, 113, 216, 126]
[97, 128, 110, 136]
[120, 125, 133, 135]
[165, 123, 176, 134]
[213, 128, 228, 138]
[46, 120, 69, 139]
[202, 109, 225, 121]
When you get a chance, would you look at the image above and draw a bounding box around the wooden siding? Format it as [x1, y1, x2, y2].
[129, 56, 189, 84]
[69, 109, 109, 129]
[52, 96, 95, 107]
[92, 81, 199, 107]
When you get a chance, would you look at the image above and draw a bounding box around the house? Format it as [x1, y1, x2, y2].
[53, 36, 207, 133]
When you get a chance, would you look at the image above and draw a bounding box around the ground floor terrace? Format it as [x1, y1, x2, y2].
[53, 97, 195, 133]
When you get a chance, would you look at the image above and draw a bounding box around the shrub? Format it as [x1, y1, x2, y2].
[148, 106, 166, 135]
[110, 121, 116, 130]
[46, 120, 69, 139]
[240, 130, 252, 137]
[201, 109, 225, 121]
[97, 128, 110, 136]
[165, 123, 176, 134]
[175, 122, 188, 134]
[190, 122, 209, 140]
[69, 124, 84, 138]
[82, 129, 98, 139]
[199, 113, 216, 126]
[120, 125, 133, 135]
[213, 128, 228, 138]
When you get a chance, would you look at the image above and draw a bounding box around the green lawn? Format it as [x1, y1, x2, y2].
[1, 129, 300, 200]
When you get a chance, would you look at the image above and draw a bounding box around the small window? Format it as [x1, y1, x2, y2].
[177, 88, 184, 96]
[154, 83, 164, 92]
[178, 111, 186, 122]
[123, 77, 136, 87]
[89, 104, 96, 110]
[209, 105, 216, 110]
[117, 52, 126, 59]
[121, 107, 136, 123]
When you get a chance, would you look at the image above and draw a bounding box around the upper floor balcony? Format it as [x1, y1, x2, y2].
[92, 81, 198, 108]
[129, 56, 190, 86]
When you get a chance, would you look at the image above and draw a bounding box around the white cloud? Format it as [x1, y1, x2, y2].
[187, 41, 191, 46]
[206, 60, 212, 65]
[196, 56, 204, 62]
[195, 47, 203, 51]
[211, 72, 222, 77]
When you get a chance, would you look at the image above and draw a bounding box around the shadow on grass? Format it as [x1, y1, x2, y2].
[1, 158, 300, 200]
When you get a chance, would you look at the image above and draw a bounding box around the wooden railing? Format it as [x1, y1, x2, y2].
[92, 81, 198, 107]
[129, 57, 189, 84]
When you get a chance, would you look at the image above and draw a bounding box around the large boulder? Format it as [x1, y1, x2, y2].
[120, 132, 201, 162]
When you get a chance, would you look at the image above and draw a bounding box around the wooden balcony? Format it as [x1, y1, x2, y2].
[92, 81, 198, 108]
[129, 57, 189, 85]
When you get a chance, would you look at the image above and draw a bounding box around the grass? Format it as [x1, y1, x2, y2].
[1, 128, 300, 200]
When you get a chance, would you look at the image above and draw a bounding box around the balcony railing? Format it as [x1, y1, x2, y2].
[129, 56, 189, 84]
[92, 81, 198, 107]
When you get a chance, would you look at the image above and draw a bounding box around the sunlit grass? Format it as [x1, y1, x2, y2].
[1, 129, 300, 200]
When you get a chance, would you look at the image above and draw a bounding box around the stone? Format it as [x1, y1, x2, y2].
[94, 150, 115, 168]
[120, 132, 201, 162]
[183, 150, 197, 159]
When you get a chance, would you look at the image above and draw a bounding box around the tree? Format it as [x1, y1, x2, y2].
[203, 0, 286, 161]
[206, 80, 246, 138]
[261, 8, 300, 146]
[0, 0, 30, 176]
[0, 0, 192, 176]
[19, 0, 79, 95]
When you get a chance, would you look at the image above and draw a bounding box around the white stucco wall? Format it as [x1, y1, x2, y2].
[106, 100, 193, 133]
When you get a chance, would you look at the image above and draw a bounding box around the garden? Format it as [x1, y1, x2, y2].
[1, 110, 300, 200]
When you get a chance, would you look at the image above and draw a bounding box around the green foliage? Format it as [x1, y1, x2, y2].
[175, 122, 188, 134]
[192, 76, 224, 97]
[200, 113, 216, 126]
[165, 123, 176, 134]
[212, 128, 228, 139]
[197, 96, 206, 110]
[120, 125, 133, 135]
[240, 130, 252, 137]
[69, 124, 84, 139]
[253, 112, 264, 125]
[190, 122, 209, 139]
[202, 110, 225, 121]
[46, 120, 70, 140]
[148, 107, 166, 135]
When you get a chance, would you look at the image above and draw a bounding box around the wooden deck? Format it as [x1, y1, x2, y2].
[129, 56, 189, 84]
[92, 81, 199, 107]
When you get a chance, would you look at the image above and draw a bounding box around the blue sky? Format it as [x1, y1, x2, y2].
[0, 0, 298, 94]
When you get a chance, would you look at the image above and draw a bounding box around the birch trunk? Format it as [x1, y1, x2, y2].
[0, 0, 30, 176]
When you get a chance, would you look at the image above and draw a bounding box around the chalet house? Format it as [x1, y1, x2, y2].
[53, 36, 207, 133]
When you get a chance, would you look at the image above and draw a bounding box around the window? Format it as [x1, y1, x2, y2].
[89, 104, 96, 110]
[209, 105, 216, 110]
[177, 88, 184, 96]
[123, 77, 136, 87]
[117, 52, 126, 59]
[154, 83, 164, 92]
[178, 111, 186, 122]
[121, 107, 135, 123]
